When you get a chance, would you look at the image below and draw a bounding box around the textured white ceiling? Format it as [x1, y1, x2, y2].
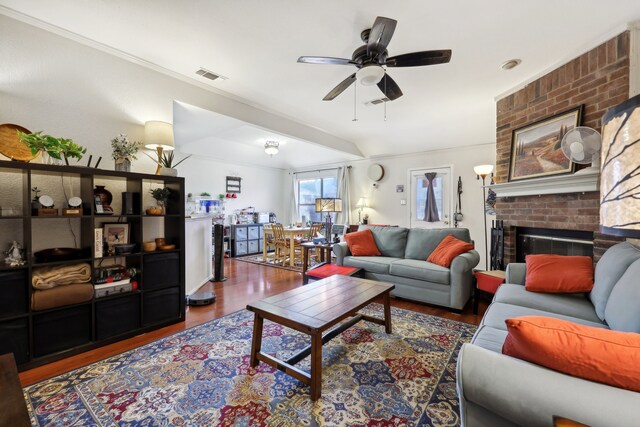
[1, 0, 639, 161]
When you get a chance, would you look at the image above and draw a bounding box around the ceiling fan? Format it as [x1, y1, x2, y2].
[297, 16, 452, 102]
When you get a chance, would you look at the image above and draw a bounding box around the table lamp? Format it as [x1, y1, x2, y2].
[356, 197, 368, 224]
[144, 121, 175, 175]
[315, 198, 343, 241]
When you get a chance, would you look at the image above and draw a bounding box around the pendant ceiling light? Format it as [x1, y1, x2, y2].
[356, 65, 385, 86]
[264, 140, 279, 156]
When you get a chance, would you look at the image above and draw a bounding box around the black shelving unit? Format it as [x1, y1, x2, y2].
[0, 160, 185, 371]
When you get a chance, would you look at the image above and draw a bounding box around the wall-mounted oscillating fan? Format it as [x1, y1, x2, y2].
[560, 126, 602, 174]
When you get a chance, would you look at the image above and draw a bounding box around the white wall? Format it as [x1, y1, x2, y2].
[292, 143, 496, 269]
[0, 14, 287, 222]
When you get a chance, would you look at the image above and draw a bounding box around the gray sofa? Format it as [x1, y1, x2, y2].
[333, 226, 480, 310]
[457, 242, 640, 427]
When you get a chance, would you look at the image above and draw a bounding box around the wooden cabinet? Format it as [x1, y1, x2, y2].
[0, 160, 185, 370]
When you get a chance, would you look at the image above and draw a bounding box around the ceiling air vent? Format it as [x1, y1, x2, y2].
[364, 97, 390, 106]
[195, 68, 227, 81]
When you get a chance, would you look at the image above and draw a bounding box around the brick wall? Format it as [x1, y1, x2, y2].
[495, 32, 629, 263]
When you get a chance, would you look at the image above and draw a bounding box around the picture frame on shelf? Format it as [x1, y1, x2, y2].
[508, 105, 583, 181]
[103, 223, 129, 254]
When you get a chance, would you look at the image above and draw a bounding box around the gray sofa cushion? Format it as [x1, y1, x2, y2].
[343, 256, 400, 275]
[604, 258, 640, 332]
[360, 226, 408, 258]
[481, 302, 607, 331]
[388, 259, 450, 285]
[471, 325, 508, 354]
[404, 228, 472, 260]
[591, 242, 640, 320]
[494, 284, 601, 323]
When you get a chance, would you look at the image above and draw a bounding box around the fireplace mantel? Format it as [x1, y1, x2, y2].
[490, 168, 599, 197]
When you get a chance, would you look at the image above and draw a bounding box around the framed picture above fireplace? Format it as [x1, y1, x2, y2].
[508, 105, 583, 181]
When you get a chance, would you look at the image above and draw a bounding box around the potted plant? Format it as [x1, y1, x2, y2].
[148, 187, 171, 215]
[111, 134, 142, 172]
[145, 151, 191, 176]
[18, 131, 86, 165]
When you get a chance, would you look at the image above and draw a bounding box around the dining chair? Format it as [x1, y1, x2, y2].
[262, 224, 275, 261]
[270, 224, 289, 265]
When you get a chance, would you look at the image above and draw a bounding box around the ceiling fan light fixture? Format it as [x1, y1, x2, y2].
[264, 140, 279, 156]
[356, 65, 385, 86]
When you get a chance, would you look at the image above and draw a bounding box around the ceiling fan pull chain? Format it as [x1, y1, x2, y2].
[352, 79, 358, 122]
[384, 70, 388, 121]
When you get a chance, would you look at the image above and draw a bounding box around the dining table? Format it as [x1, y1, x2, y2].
[262, 225, 311, 267]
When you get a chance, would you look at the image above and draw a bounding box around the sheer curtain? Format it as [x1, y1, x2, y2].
[287, 172, 297, 225]
[336, 165, 352, 226]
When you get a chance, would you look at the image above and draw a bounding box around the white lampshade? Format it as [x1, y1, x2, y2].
[473, 164, 494, 177]
[356, 197, 368, 208]
[356, 65, 385, 86]
[264, 140, 279, 156]
[144, 121, 175, 150]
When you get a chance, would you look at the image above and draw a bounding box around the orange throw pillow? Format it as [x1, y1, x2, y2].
[525, 254, 593, 293]
[427, 234, 474, 267]
[503, 316, 640, 392]
[344, 229, 381, 256]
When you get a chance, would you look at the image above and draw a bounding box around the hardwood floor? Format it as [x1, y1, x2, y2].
[19, 258, 488, 386]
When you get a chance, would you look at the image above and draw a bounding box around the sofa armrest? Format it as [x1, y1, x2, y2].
[332, 242, 350, 265]
[448, 250, 480, 309]
[457, 344, 640, 427]
[505, 263, 526, 286]
[451, 250, 480, 273]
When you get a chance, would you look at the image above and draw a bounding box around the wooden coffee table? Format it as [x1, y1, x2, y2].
[246, 275, 395, 400]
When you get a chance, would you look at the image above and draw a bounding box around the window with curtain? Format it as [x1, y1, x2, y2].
[296, 171, 338, 223]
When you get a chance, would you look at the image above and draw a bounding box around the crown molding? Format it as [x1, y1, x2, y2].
[495, 21, 639, 101]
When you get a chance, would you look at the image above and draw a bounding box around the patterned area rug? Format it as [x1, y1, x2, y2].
[24, 304, 476, 426]
[235, 252, 321, 272]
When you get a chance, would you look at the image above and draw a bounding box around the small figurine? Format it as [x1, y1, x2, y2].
[4, 240, 25, 266]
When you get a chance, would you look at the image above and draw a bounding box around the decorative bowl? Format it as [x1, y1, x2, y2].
[114, 243, 136, 255]
[158, 244, 176, 251]
[155, 238, 166, 246]
[142, 241, 157, 252]
[146, 207, 163, 215]
[34, 247, 84, 262]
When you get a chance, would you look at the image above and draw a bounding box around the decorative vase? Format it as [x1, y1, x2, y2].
[94, 185, 113, 212]
[115, 157, 131, 172]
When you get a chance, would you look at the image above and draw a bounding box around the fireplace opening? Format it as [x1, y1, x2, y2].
[515, 227, 594, 262]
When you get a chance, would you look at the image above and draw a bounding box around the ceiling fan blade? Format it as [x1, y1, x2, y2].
[323, 73, 356, 101]
[384, 50, 452, 67]
[367, 16, 397, 57]
[377, 73, 403, 101]
[297, 56, 356, 65]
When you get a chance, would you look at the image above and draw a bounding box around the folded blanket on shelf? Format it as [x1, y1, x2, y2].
[31, 283, 94, 311]
[32, 263, 92, 290]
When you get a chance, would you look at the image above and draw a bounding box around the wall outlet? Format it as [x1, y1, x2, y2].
[400, 199, 407, 205]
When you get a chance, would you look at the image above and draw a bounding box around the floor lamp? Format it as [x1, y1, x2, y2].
[474, 165, 494, 271]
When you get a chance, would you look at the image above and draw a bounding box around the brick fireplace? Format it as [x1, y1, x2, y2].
[494, 32, 630, 263]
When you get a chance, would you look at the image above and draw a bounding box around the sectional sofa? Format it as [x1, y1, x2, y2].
[456, 242, 640, 426]
[333, 225, 480, 310]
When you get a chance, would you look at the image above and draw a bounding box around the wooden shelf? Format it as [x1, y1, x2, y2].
[0, 159, 186, 371]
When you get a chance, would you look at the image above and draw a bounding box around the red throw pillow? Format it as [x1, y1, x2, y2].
[503, 316, 640, 392]
[344, 229, 381, 256]
[525, 254, 593, 293]
[427, 234, 474, 267]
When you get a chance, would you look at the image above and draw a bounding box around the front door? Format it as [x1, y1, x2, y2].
[408, 167, 452, 229]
